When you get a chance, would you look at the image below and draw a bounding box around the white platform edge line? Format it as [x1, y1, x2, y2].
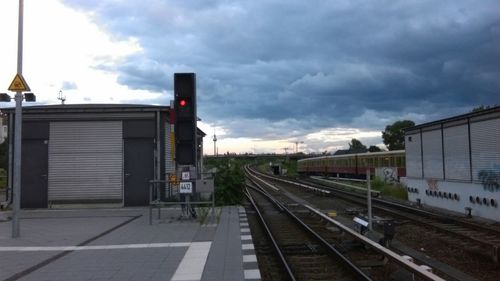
[0, 242, 193, 252]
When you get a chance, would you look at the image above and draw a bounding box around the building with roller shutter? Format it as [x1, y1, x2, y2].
[3, 104, 204, 208]
[401, 106, 500, 221]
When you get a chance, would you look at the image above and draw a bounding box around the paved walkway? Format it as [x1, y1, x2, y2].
[0, 206, 260, 281]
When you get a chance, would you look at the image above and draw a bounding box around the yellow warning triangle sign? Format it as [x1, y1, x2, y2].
[8, 73, 31, 92]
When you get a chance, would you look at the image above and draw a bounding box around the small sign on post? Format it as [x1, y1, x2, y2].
[179, 181, 193, 194]
[8, 73, 30, 92]
[181, 171, 190, 181]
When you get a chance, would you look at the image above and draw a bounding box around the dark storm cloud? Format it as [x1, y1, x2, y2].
[63, 0, 499, 140]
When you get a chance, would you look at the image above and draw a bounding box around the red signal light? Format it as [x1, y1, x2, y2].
[179, 99, 187, 107]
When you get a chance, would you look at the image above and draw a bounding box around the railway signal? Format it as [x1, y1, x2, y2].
[174, 73, 197, 166]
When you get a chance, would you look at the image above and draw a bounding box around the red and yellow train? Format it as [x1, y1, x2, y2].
[297, 150, 406, 179]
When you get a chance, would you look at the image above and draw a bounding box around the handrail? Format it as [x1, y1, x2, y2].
[305, 205, 446, 281]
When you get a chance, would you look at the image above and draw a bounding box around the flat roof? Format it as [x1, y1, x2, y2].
[405, 105, 500, 131]
[1, 103, 169, 113]
[1, 103, 207, 137]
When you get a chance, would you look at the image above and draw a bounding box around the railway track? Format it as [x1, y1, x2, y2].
[248, 166, 500, 265]
[244, 166, 447, 281]
[245, 184, 372, 280]
[299, 178, 500, 265]
[304, 177, 500, 237]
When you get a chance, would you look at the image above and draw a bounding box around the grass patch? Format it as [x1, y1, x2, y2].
[371, 177, 408, 201]
[315, 176, 408, 201]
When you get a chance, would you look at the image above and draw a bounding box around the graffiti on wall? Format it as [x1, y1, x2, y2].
[426, 179, 439, 191]
[375, 167, 398, 183]
[478, 165, 500, 192]
[383, 168, 397, 183]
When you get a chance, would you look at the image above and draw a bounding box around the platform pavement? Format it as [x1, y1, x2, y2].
[0, 206, 261, 281]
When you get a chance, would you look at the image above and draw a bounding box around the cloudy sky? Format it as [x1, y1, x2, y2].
[0, 0, 498, 154]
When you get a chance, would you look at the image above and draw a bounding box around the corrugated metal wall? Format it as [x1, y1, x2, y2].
[165, 123, 175, 173]
[405, 132, 422, 178]
[406, 112, 500, 182]
[422, 129, 444, 179]
[470, 118, 500, 182]
[443, 124, 471, 181]
[48, 121, 123, 202]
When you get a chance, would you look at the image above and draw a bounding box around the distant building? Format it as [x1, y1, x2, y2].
[402, 106, 500, 222]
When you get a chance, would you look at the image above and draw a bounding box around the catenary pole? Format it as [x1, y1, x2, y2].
[367, 168, 373, 231]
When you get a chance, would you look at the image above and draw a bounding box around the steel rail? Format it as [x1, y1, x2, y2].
[247, 181, 372, 280]
[244, 187, 297, 281]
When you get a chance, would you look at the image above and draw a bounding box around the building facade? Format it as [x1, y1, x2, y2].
[401, 106, 500, 221]
[4, 104, 203, 208]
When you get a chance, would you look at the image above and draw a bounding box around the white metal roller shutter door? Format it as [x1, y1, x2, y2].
[443, 124, 471, 181]
[470, 118, 500, 182]
[422, 129, 444, 179]
[405, 133, 422, 178]
[48, 121, 123, 202]
[165, 123, 175, 173]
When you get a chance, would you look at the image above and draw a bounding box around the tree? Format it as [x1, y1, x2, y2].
[471, 105, 497, 112]
[382, 120, 415, 150]
[348, 138, 367, 153]
[368, 145, 382, 152]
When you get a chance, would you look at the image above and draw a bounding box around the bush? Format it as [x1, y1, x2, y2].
[206, 158, 245, 205]
[371, 176, 385, 191]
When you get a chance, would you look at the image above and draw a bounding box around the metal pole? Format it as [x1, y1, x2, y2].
[367, 168, 372, 231]
[12, 0, 24, 238]
[7, 113, 13, 204]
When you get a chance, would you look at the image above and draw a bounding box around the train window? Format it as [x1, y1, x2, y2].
[384, 157, 390, 166]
